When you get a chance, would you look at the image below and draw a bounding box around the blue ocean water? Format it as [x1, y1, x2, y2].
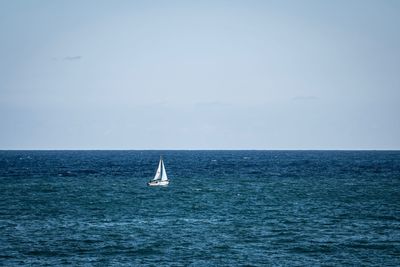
[0, 150, 399, 266]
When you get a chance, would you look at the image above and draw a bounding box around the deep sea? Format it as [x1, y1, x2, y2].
[0, 150, 399, 266]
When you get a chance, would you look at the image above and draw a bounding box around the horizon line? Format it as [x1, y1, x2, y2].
[1, 149, 399, 151]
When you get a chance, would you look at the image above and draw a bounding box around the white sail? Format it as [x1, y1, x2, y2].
[148, 157, 169, 186]
[153, 159, 162, 181]
[161, 160, 168, 181]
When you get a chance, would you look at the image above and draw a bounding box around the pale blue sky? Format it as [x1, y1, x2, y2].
[0, 0, 399, 149]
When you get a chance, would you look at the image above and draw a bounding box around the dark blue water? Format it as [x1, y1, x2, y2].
[1, 151, 399, 266]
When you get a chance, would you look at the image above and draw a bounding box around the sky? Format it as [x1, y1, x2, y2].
[0, 0, 399, 150]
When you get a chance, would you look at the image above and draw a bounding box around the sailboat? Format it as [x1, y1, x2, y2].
[147, 157, 169, 186]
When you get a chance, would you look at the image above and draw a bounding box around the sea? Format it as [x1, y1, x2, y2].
[0, 150, 399, 266]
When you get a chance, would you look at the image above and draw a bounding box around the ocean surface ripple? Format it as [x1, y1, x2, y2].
[0, 150, 399, 266]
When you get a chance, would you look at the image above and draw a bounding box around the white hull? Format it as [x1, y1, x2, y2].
[147, 180, 169, 186]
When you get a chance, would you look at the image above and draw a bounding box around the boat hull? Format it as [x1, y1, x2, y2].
[147, 180, 169, 186]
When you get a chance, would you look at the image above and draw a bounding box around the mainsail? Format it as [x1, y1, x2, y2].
[161, 160, 168, 181]
[153, 158, 168, 181]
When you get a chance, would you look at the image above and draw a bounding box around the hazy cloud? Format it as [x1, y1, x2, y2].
[63, 56, 82, 61]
